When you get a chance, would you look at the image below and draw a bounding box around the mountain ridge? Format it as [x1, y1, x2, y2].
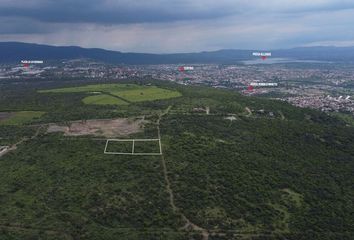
[1, 42, 354, 64]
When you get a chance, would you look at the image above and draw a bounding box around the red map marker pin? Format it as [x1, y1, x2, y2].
[247, 85, 254, 91]
[23, 63, 30, 68]
[178, 66, 185, 72]
[261, 56, 267, 60]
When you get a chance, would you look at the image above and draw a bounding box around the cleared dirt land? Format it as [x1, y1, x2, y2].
[0, 112, 15, 121]
[47, 118, 146, 137]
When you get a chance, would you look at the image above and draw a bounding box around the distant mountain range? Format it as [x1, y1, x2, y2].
[1, 42, 354, 64]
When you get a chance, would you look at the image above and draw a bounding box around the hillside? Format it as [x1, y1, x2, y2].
[1, 42, 354, 64]
[0, 79, 353, 239]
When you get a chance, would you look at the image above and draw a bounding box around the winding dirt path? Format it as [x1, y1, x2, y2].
[0, 126, 43, 159]
[157, 106, 209, 240]
[245, 107, 252, 117]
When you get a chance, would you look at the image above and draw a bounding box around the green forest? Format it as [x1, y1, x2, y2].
[0, 78, 353, 239]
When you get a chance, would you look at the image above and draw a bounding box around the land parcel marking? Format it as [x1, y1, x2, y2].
[104, 139, 162, 155]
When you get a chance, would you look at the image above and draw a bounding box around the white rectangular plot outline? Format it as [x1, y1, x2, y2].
[104, 139, 162, 155]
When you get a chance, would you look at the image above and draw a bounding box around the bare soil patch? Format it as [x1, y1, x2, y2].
[0, 112, 15, 121]
[47, 118, 146, 137]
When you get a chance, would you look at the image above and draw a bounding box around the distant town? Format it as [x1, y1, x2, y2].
[1, 59, 354, 114]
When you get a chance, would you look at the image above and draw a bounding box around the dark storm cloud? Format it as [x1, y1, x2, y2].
[1, 0, 354, 25]
[0, 0, 239, 24]
[1, 0, 354, 52]
[0, 17, 53, 34]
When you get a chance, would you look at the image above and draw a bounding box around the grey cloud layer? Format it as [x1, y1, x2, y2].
[1, 0, 354, 52]
[1, 0, 354, 24]
[0, 0, 239, 24]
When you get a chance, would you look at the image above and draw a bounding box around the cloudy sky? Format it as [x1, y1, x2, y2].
[1, 0, 354, 53]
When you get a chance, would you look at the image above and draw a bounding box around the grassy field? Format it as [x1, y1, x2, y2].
[39, 84, 182, 106]
[82, 94, 129, 105]
[38, 84, 140, 93]
[111, 87, 182, 103]
[0, 111, 45, 125]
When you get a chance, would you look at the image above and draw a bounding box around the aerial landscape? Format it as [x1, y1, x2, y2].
[0, 1, 354, 240]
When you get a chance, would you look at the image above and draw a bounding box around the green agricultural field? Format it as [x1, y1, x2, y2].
[39, 84, 182, 106]
[0, 111, 45, 125]
[82, 94, 129, 105]
[111, 87, 182, 102]
[38, 83, 141, 93]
